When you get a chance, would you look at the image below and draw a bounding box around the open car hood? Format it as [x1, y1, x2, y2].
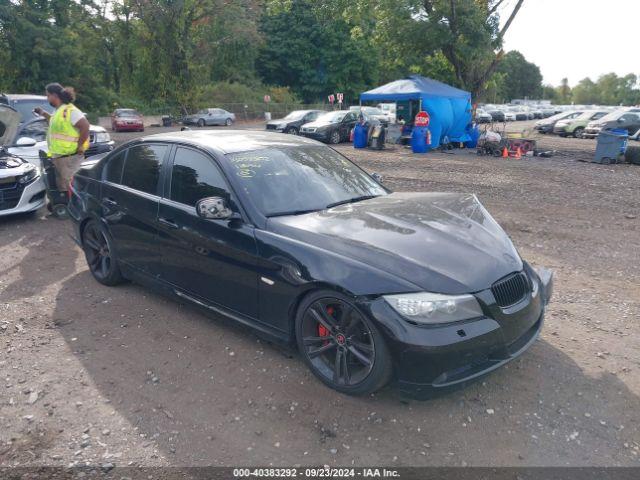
[0, 105, 20, 147]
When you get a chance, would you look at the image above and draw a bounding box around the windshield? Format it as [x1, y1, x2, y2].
[597, 110, 625, 122]
[226, 146, 387, 217]
[117, 110, 140, 117]
[317, 111, 346, 123]
[362, 107, 383, 115]
[283, 111, 307, 120]
[11, 99, 52, 123]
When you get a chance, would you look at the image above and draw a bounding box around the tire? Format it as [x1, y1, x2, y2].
[81, 220, 125, 286]
[573, 127, 584, 139]
[329, 130, 341, 144]
[286, 127, 299, 135]
[225, 118, 233, 126]
[197, 119, 205, 127]
[295, 290, 393, 396]
[51, 204, 68, 219]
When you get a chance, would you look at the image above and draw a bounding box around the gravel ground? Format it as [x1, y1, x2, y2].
[0, 120, 639, 468]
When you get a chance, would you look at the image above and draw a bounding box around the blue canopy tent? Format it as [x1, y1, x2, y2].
[360, 75, 472, 148]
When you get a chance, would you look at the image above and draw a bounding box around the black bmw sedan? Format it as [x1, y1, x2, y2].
[68, 131, 553, 397]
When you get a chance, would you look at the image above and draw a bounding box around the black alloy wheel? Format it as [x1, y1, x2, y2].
[82, 221, 125, 286]
[286, 126, 299, 135]
[225, 118, 233, 126]
[329, 130, 341, 144]
[296, 292, 392, 395]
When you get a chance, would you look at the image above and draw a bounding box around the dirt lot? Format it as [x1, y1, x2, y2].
[1, 121, 639, 468]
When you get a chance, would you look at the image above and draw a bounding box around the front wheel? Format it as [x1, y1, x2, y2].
[82, 220, 125, 286]
[286, 127, 299, 135]
[225, 118, 233, 126]
[197, 119, 205, 127]
[329, 130, 341, 144]
[296, 291, 393, 396]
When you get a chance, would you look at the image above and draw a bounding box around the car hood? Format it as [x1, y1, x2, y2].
[267, 192, 523, 294]
[0, 105, 20, 146]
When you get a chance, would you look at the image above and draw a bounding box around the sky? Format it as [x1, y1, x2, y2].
[501, 0, 638, 87]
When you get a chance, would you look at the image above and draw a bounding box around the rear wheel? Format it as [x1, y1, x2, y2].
[225, 118, 233, 126]
[573, 127, 584, 139]
[286, 127, 299, 135]
[296, 291, 392, 396]
[329, 130, 341, 144]
[82, 220, 125, 286]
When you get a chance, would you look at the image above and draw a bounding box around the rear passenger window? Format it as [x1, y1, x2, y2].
[104, 151, 126, 184]
[170, 148, 229, 207]
[122, 144, 167, 195]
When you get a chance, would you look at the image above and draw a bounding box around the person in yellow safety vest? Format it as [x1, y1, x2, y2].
[33, 83, 90, 193]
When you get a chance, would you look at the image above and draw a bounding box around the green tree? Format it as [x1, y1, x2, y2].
[571, 78, 599, 104]
[494, 50, 542, 101]
[257, 0, 379, 103]
[556, 78, 572, 104]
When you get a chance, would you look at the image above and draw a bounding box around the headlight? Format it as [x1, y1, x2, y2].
[383, 292, 483, 325]
[95, 132, 111, 143]
[18, 164, 38, 184]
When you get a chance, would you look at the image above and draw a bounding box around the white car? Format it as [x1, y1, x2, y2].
[0, 105, 46, 217]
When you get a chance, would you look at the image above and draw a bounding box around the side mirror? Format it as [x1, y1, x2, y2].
[16, 137, 37, 147]
[208, 112, 213, 116]
[196, 196, 237, 220]
[372, 172, 383, 184]
[617, 118, 624, 123]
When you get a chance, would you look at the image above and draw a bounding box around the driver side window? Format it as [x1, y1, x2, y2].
[169, 147, 229, 207]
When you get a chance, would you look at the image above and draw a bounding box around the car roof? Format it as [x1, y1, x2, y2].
[138, 130, 322, 154]
[1, 94, 47, 101]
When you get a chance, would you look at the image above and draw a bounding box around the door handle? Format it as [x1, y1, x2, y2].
[158, 217, 179, 229]
[102, 197, 118, 207]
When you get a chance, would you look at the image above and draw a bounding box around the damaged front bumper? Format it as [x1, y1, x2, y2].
[364, 266, 554, 399]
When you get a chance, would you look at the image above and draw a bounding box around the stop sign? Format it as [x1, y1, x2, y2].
[414, 111, 430, 127]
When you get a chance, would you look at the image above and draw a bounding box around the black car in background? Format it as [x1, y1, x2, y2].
[265, 110, 324, 135]
[300, 110, 359, 144]
[68, 131, 553, 397]
[487, 110, 506, 122]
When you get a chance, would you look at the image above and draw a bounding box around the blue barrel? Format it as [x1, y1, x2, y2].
[411, 126, 430, 153]
[594, 130, 628, 164]
[611, 128, 629, 153]
[353, 123, 368, 149]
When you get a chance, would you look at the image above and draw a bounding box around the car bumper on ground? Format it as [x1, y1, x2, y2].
[363, 267, 553, 399]
[0, 176, 46, 217]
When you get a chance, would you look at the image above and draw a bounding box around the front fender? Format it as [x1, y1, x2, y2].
[254, 230, 421, 336]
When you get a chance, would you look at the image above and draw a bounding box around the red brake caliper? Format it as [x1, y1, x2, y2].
[318, 306, 334, 345]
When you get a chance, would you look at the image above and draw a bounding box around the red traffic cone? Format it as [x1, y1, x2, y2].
[502, 147, 508, 158]
[515, 147, 522, 159]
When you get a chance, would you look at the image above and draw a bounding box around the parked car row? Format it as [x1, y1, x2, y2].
[534, 107, 640, 138]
